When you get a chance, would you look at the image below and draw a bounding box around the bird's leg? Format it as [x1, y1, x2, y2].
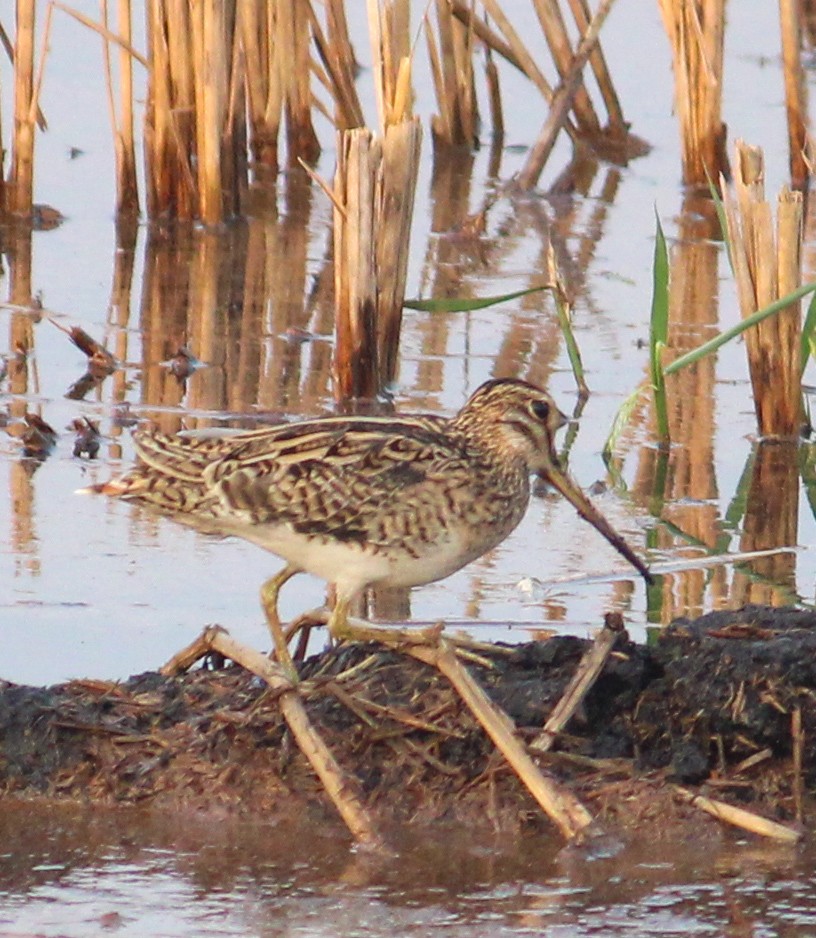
[283, 608, 326, 660]
[260, 565, 300, 677]
[326, 595, 353, 643]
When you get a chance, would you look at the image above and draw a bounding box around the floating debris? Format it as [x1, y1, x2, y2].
[21, 413, 58, 460]
[69, 417, 101, 459]
[111, 401, 139, 429]
[161, 346, 205, 383]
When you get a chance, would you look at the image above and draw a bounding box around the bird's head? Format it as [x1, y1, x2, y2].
[456, 378, 653, 584]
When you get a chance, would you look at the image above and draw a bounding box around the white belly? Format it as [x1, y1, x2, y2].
[217, 517, 501, 602]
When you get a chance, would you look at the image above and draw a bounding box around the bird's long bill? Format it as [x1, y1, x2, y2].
[543, 462, 654, 585]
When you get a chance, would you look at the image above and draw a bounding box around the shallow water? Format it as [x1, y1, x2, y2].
[2, 2, 816, 933]
[1, 801, 815, 937]
[2, 2, 813, 686]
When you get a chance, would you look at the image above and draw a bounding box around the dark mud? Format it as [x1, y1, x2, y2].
[1, 604, 814, 836]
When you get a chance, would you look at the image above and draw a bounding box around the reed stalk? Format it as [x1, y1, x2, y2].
[309, 1, 364, 131]
[100, 0, 139, 215]
[144, 0, 196, 218]
[516, 0, 617, 190]
[191, 0, 229, 225]
[531, 0, 601, 135]
[333, 128, 381, 401]
[721, 141, 803, 438]
[239, 1, 282, 174]
[565, 0, 626, 132]
[116, 0, 138, 214]
[332, 2, 421, 401]
[10, 0, 37, 216]
[779, 0, 809, 189]
[281, 0, 320, 166]
[426, 0, 478, 148]
[376, 118, 423, 386]
[658, 0, 727, 186]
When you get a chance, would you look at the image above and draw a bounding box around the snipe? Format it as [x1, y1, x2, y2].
[93, 379, 651, 666]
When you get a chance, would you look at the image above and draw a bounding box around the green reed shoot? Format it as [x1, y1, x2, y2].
[405, 283, 587, 395]
[605, 215, 816, 456]
[650, 213, 670, 446]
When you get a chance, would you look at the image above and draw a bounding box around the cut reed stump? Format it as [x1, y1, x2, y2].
[720, 141, 803, 438]
[779, 0, 809, 190]
[331, 35, 422, 401]
[658, 0, 728, 187]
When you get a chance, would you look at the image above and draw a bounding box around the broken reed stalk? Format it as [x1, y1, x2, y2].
[530, 613, 622, 753]
[426, 0, 479, 148]
[333, 120, 423, 398]
[674, 786, 801, 842]
[721, 141, 803, 438]
[779, 0, 809, 189]
[9, 0, 37, 216]
[516, 0, 617, 191]
[658, 0, 727, 187]
[101, 0, 139, 215]
[376, 119, 422, 387]
[333, 4, 422, 400]
[409, 639, 594, 841]
[333, 129, 381, 400]
[239, 1, 283, 174]
[162, 626, 382, 848]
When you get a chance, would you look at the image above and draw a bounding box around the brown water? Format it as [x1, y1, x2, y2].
[2, 800, 816, 937]
[2, 1, 816, 933]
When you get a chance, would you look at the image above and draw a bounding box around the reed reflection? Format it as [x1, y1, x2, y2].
[732, 440, 799, 605]
[136, 172, 334, 427]
[633, 194, 724, 622]
[4, 228, 40, 574]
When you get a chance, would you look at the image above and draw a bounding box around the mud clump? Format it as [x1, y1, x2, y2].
[1, 604, 814, 834]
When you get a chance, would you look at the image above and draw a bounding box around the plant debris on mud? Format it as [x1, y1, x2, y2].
[1, 604, 814, 836]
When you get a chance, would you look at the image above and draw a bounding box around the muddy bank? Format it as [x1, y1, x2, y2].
[1, 604, 814, 838]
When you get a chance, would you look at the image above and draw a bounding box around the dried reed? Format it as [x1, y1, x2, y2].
[281, 0, 320, 166]
[9, 0, 37, 216]
[721, 141, 803, 437]
[332, 1, 422, 401]
[517, 0, 618, 190]
[309, 0, 364, 132]
[779, 0, 809, 189]
[658, 0, 728, 187]
[101, 0, 139, 215]
[425, 0, 479, 147]
[239, 1, 283, 176]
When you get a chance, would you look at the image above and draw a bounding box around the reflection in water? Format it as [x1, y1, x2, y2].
[1, 799, 816, 937]
[1, 90, 811, 684]
[734, 440, 799, 605]
[1, 150, 808, 660]
[636, 193, 725, 623]
[630, 193, 803, 623]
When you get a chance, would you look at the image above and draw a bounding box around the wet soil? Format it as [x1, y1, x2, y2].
[1, 604, 814, 838]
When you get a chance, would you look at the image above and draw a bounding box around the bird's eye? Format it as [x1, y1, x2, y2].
[531, 399, 550, 421]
